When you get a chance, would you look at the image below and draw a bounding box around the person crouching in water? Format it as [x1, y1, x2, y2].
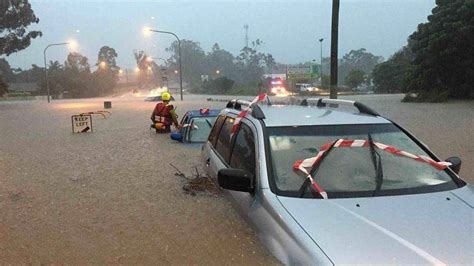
[150, 92, 179, 133]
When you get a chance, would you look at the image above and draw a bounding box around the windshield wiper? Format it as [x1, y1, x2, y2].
[297, 140, 338, 198]
[368, 133, 383, 196]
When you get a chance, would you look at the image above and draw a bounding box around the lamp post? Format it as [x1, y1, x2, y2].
[148, 29, 183, 101]
[43, 42, 69, 103]
[319, 38, 324, 87]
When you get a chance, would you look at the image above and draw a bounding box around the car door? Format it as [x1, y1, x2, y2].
[207, 116, 234, 179]
[202, 114, 226, 176]
[226, 122, 258, 214]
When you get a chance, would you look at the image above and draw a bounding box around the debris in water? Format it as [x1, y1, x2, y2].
[170, 163, 220, 196]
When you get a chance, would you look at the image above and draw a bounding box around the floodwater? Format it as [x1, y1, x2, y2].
[0, 93, 472, 264]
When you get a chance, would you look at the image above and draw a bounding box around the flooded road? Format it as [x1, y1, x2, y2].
[0, 93, 472, 264]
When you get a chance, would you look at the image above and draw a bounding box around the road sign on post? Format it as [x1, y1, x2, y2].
[287, 66, 312, 75]
[71, 114, 92, 133]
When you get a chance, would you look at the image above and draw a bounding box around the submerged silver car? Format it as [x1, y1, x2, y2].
[201, 97, 473, 265]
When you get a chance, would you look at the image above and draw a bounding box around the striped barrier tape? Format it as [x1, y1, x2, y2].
[230, 93, 267, 139]
[293, 139, 452, 199]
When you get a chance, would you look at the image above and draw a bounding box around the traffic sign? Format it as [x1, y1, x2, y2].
[71, 114, 92, 133]
[287, 66, 311, 75]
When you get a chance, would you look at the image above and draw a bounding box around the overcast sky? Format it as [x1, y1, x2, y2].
[6, 0, 436, 69]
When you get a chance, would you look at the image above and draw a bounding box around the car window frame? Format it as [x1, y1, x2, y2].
[185, 116, 217, 143]
[208, 114, 226, 147]
[229, 122, 257, 180]
[214, 116, 236, 163]
[210, 112, 260, 189]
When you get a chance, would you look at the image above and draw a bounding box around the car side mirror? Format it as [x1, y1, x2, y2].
[218, 168, 254, 193]
[445, 156, 461, 174]
[170, 132, 183, 142]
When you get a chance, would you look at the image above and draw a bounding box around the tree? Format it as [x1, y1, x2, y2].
[0, 0, 42, 56]
[14, 63, 44, 83]
[96, 46, 118, 70]
[0, 58, 14, 82]
[206, 43, 237, 80]
[65, 52, 90, 73]
[344, 69, 365, 89]
[94, 46, 119, 95]
[63, 53, 92, 98]
[166, 39, 207, 86]
[133, 50, 154, 88]
[338, 48, 383, 85]
[405, 0, 474, 99]
[372, 47, 414, 93]
[235, 39, 269, 84]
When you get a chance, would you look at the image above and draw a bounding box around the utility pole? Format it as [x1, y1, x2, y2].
[244, 24, 249, 47]
[319, 38, 324, 87]
[330, 0, 340, 99]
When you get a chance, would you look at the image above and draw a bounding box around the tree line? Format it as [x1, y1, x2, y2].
[372, 0, 473, 101]
[1, 47, 121, 98]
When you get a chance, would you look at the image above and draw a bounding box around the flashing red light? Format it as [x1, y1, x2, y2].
[200, 108, 210, 115]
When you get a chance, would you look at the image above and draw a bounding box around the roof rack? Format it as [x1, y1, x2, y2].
[300, 98, 380, 116]
[226, 99, 266, 119]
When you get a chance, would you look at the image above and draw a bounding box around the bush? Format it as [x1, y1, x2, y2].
[197, 76, 235, 94]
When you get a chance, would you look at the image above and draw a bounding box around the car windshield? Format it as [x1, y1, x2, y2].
[187, 116, 217, 142]
[267, 124, 459, 198]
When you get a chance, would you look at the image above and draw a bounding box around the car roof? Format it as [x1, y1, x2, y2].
[226, 105, 391, 127]
[186, 109, 220, 118]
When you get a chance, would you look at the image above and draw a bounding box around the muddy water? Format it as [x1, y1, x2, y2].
[0, 96, 277, 264]
[0, 94, 472, 264]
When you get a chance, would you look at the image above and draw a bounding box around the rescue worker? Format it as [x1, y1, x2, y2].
[150, 92, 179, 133]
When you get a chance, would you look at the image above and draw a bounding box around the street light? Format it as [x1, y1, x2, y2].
[319, 38, 324, 86]
[147, 28, 183, 101]
[174, 70, 178, 74]
[99, 61, 107, 69]
[216, 70, 220, 75]
[43, 41, 75, 103]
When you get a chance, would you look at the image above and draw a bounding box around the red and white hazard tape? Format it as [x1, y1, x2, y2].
[230, 93, 267, 139]
[293, 139, 452, 199]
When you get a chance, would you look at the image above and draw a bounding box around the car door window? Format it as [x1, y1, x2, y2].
[215, 116, 235, 163]
[208, 115, 225, 147]
[229, 123, 256, 177]
[187, 117, 216, 143]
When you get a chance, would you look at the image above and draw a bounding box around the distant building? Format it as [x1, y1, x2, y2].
[7, 82, 39, 93]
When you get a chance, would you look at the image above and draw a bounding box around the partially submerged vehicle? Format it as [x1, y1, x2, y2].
[201, 96, 473, 265]
[171, 108, 220, 145]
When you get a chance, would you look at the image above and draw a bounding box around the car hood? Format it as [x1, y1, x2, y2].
[277, 186, 474, 265]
